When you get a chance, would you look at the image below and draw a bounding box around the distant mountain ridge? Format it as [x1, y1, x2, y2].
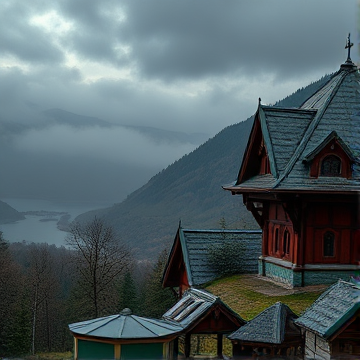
[43, 108, 209, 145]
[43, 108, 112, 128]
[75, 74, 332, 260]
[0, 200, 25, 224]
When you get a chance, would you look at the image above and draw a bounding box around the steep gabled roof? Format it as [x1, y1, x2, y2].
[162, 288, 245, 331]
[69, 308, 183, 340]
[228, 302, 300, 345]
[162, 227, 262, 288]
[295, 280, 360, 340]
[259, 106, 316, 174]
[225, 60, 360, 194]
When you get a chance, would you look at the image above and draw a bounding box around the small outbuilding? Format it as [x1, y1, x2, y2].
[162, 288, 246, 358]
[296, 280, 360, 359]
[162, 225, 262, 297]
[228, 301, 302, 357]
[69, 289, 245, 359]
[69, 308, 183, 360]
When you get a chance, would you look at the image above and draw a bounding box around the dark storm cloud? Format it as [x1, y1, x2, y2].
[119, 0, 355, 81]
[0, 0, 358, 204]
[57, 0, 129, 64]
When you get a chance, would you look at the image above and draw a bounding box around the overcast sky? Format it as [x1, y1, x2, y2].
[0, 0, 358, 204]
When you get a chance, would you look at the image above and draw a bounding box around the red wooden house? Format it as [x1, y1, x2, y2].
[224, 43, 360, 287]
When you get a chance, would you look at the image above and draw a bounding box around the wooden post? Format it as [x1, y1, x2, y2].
[217, 333, 223, 358]
[74, 338, 78, 360]
[185, 333, 191, 358]
[114, 344, 120, 360]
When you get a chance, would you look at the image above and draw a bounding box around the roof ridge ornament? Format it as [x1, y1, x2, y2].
[345, 33, 354, 65]
[120, 308, 132, 316]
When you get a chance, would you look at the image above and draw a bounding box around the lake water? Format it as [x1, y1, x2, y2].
[0, 198, 113, 247]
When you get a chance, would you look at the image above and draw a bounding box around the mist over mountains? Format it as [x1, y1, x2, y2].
[0, 108, 208, 203]
[75, 75, 332, 259]
[0, 74, 331, 258]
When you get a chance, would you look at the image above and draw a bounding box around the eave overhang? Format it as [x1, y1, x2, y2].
[224, 185, 360, 197]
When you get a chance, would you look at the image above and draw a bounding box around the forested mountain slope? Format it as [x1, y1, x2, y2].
[0, 200, 25, 224]
[76, 75, 331, 259]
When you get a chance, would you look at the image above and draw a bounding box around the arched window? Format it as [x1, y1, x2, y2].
[321, 155, 341, 177]
[323, 231, 335, 257]
[274, 228, 279, 253]
[283, 229, 290, 255]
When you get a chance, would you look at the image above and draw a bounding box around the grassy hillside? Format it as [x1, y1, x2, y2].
[206, 274, 326, 320]
[76, 74, 331, 260]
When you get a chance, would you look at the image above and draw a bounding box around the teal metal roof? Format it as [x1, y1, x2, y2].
[69, 289, 245, 341]
[228, 302, 300, 344]
[162, 288, 245, 330]
[295, 280, 360, 339]
[178, 228, 262, 286]
[69, 308, 183, 339]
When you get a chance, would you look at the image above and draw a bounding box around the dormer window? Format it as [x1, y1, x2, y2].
[320, 155, 341, 177]
[303, 132, 353, 179]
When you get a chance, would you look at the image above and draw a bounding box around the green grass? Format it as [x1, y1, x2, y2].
[25, 352, 73, 360]
[205, 274, 324, 320]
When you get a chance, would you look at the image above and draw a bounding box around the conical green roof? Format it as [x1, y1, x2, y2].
[69, 309, 183, 339]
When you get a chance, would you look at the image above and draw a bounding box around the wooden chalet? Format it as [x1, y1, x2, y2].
[162, 288, 246, 358]
[224, 37, 360, 287]
[162, 225, 262, 297]
[296, 280, 360, 359]
[228, 302, 302, 357]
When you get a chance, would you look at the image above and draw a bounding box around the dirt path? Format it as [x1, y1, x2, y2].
[239, 274, 327, 297]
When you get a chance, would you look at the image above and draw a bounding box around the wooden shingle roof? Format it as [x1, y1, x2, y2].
[228, 302, 300, 345]
[225, 60, 360, 194]
[295, 280, 360, 339]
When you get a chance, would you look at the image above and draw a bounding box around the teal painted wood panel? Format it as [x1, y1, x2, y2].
[121, 343, 164, 360]
[78, 339, 114, 359]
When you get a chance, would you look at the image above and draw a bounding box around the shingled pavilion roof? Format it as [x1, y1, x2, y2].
[224, 57, 360, 195]
[228, 302, 301, 345]
[295, 280, 360, 340]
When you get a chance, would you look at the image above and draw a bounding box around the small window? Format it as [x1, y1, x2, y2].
[323, 231, 335, 257]
[321, 155, 341, 177]
[283, 230, 290, 255]
[274, 228, 280, 253]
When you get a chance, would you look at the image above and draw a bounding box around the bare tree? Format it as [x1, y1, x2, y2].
[66, 217, 131, 318]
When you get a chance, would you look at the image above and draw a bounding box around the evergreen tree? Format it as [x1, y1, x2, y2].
[118, 271, 138, 313]
[141, 250, 176, 318]
[0, 233, 30, 356]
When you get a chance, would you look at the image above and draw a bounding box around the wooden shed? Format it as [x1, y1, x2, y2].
[296, 280, 360, 359]
[162, 288, 246, 358]
[228, 302, 302, 357]
[162, 225, 262, 297]
[69, 308, 183, 360]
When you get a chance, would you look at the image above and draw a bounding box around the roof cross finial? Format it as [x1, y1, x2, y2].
[345, 33, 354, 64]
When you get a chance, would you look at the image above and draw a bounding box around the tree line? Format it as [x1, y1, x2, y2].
[0, 218, 176, 357]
